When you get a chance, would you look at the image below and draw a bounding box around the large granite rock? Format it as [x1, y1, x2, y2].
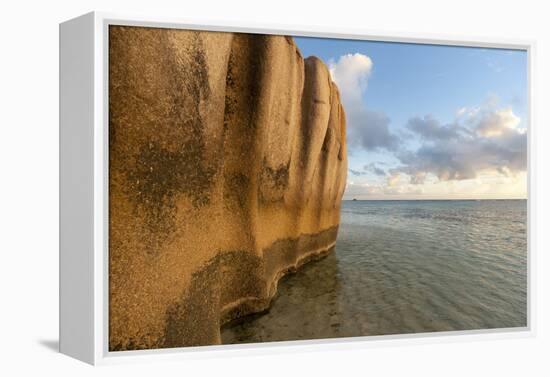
[109, 25, 348, 350]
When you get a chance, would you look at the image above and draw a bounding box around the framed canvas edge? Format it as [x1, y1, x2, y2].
[83, 10, 536, 365]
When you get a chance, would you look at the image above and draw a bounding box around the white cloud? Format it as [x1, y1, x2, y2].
[329, 53, 399, 151]
[455, 107, 467, 117]
[475, 107, 521, 137]
[329, 53, 373, 107]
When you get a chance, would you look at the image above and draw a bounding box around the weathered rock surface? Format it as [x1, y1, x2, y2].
[109, 26, 348, 350]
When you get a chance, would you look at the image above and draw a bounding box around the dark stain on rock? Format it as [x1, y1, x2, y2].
[113, 30, 218, 250]
[222, 54, 237, 132]
[162, 227, 338, 349]
[220, 34, 267, 158]
[263, 226, 339, 283]
[259, 159, 290, 202]
[163, 250, 265, 348]
[299, 58, 322, 160]
[243, 36, 266, 130]
[127, 142, 216, 244]
[109, 226, 339, 351]
[337, 141, 344, 161]
[224, 173, 250, 209]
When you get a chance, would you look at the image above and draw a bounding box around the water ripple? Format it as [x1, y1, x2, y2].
[222, 200, 527, 344]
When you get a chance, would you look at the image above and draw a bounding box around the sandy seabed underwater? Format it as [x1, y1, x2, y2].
[222, 199, 527, 343]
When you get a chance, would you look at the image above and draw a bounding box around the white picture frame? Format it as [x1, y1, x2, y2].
[59, 11, 536, 365]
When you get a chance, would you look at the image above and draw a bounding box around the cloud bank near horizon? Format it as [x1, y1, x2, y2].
[328, 52, 527, 199]
[392, 105, 527, 184]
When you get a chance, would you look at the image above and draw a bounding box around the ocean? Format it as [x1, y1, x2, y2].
[222, 199, 528, 344]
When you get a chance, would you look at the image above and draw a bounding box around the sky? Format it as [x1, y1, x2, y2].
[294, 37, 528, 200]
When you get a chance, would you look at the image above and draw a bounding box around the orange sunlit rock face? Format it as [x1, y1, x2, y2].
[109, 25, 347, 350]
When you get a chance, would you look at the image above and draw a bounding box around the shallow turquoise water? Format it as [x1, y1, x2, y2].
[221, 200, 527, 344]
